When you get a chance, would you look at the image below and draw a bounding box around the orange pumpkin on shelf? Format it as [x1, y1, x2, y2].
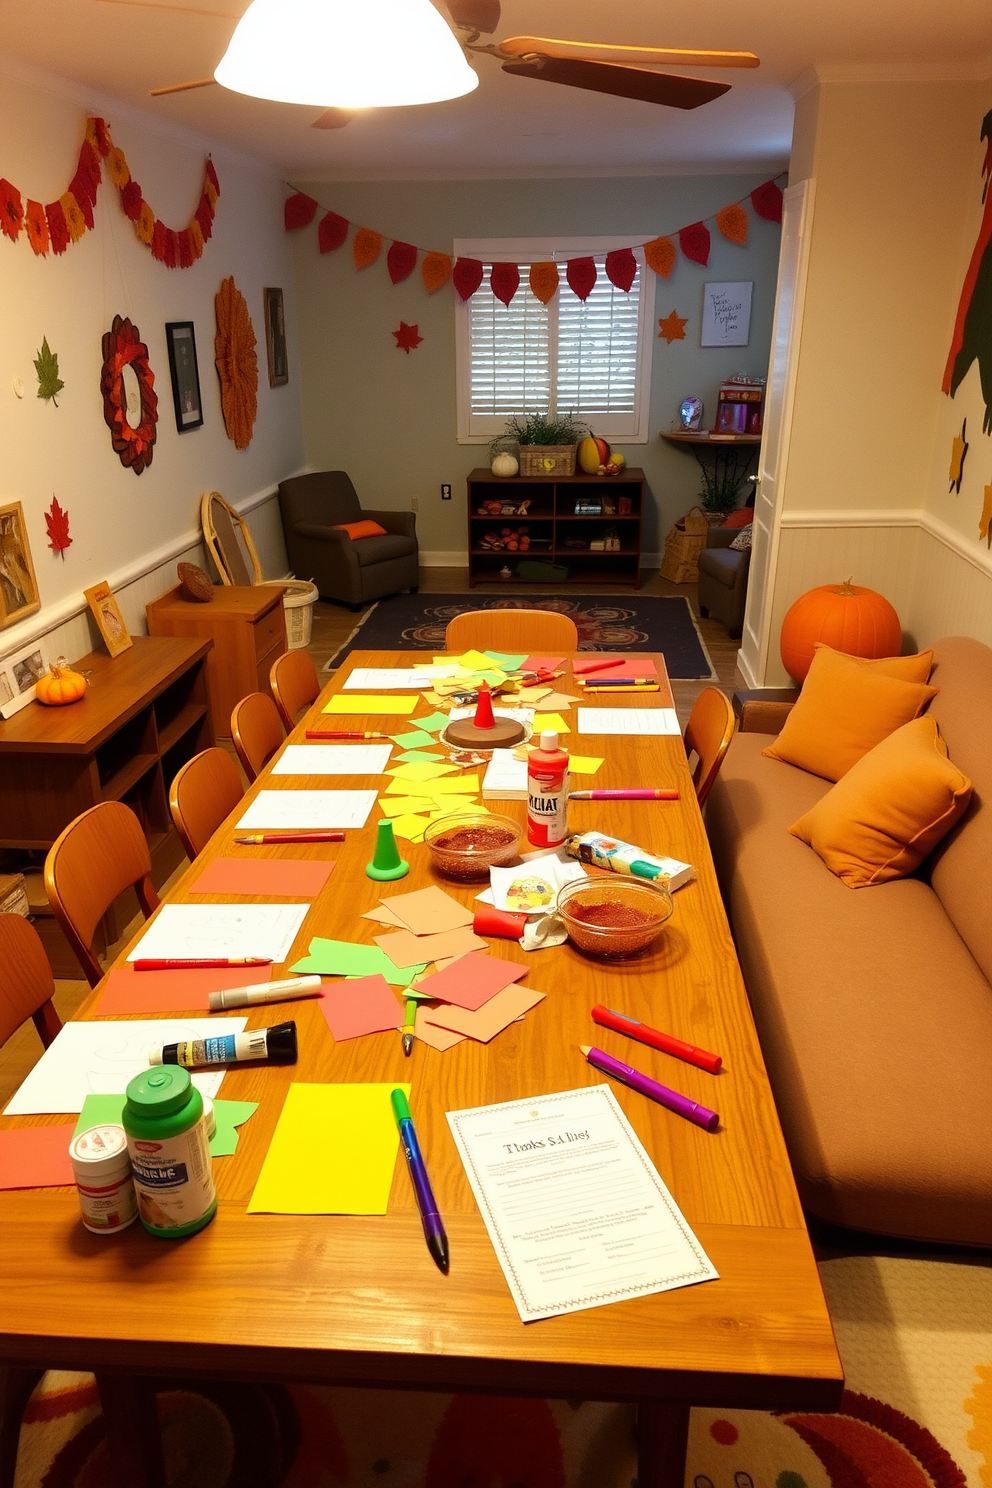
[780, 580, 902, 682]
[35, 660, 88, 706]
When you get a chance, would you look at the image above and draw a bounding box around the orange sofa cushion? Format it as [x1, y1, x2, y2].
[335, 520, 388, 540]
[789, 716, 972, 887]
[762, 644, 937, 781]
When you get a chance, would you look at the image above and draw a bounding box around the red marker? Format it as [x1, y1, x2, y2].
[591, 1004, 722, 1074]
[133, 958, 272, 972]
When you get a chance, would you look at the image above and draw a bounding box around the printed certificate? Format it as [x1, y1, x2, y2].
[447, 1084, 717, 1321]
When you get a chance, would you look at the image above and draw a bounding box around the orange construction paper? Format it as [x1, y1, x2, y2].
[95, 965, 270, 1016]
[0, 1125, 75, 1189]
[319, 974, 402, 1042]
[373, 925, 485, 969]
[716, 203, 749, 245]
[421, 983, 546, 1043]
[380, 886, 473, 935]
[361, 904, 408, 927]
[414, 951, 527, 1011]
[413, 1005, 466, 1051]
[353, 227, 382, 270]
[529, 261, 560, 304]
[421, 251, 452, 294]
[644, 236, 676, 279]
[190, 858, 336, 898]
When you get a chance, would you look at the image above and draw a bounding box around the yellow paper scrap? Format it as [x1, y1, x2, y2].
[453, 650, 492, 671]
[386, 760, 458, 783]
[391, 814, 430, 842]
[324, 695, 417, 716]
[533, 712, 571, 735]
[429, 803, 488, 818]
[378, 795, 436, 816]
[421, 691, 446, 706]
[567, 755, 605, 775]
[247, 1084, 409, 1215]
[426, 774, 481, 795]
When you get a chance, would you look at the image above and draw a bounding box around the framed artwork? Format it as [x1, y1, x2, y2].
[0, 636, 50, 720]
[263, 287, 289, 387]
[165, 321, 204, 433]
[0, 501, 41, 631]
[700, 282, 753, 347]
[84, 580, 133, 658]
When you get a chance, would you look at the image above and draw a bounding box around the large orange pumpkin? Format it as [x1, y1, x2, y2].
[780, 580, 902, 682]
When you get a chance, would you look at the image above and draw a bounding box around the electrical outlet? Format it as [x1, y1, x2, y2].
[441, 483, 452, 501]
[410, 496, 419, 513]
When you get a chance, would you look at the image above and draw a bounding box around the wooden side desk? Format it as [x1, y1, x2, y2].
[146, 583, 286, 739]
[0, 652, 842, 1488]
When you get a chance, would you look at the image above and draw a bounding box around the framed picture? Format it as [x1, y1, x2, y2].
[0, 637, 50, 720]
[700, 282, 753, 347]
[165, 321, 204, 433]
[84, 580, 133, 658]
[0, 501, 41, 631]
[263, 287, 289, 387]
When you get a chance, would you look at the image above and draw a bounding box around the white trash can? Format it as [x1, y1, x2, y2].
[281, 579, 318, 650]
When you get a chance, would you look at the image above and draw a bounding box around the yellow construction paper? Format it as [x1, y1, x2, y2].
[533, 712, 571, 735]
[426, 774, 480, 795]
[378, 795, 436, 816]
[247, 1083, 409, 1215]
[391, 814, 430, 842]
[386, 760, 458, 783]
[324, 695, 418, 716]
[429, 802, 488, 818]
[567, 755, 605, 775]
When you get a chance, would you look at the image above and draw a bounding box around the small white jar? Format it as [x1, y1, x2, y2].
[69, 1124, 138, 1235]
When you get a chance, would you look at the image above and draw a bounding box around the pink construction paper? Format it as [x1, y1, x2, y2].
[574, 655, 658, 681]
[414, 952, 528, 1011]
[0, 1125, 75, 1189]
[95, 966, 271, 1016]
[522, 656, 566, 675]
[421, 983, 546, 1042]
[413, 1006, 466, 1052]
[373, 925, 485, 969]
[190, 858, 336, 897]
[319, 975, 403, 1042]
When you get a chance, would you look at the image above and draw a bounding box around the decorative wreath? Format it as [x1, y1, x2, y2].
[214, 276, 258, 450]
[100, 315, 158, 474]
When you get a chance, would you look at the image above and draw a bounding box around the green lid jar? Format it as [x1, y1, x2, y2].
[123, 1066, 216, 1238]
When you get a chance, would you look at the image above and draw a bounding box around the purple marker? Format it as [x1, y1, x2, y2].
[579, 1045, 720, 1132]
[391, 1089, 449, 1273]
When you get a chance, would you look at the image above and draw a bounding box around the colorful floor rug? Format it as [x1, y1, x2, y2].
[13, 1254, 991, 1487]
[325, 594, 716, 680]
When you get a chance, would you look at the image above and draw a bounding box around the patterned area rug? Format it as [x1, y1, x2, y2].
[12, 1254, 992, 1487]
[325, 594, 716, 680]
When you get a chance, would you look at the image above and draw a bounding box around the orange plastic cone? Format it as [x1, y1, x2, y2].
[473, 683, 495, 729]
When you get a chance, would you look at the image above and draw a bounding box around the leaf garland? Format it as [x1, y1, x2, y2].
[34, 338, 64, 405]
[0, 116, 218, 266]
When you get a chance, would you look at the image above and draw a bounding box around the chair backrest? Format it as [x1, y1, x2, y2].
[0, 914, 62, 1049]
[170, 747, 245, 860]
[445, 609, 579, 654]
[270, 649, 321, 732]
[200, 490, 263, 585]
[44, 801, 160, 987]
[684, 687, 736, 807]
[231, 691, 286, 782]
[277, 472, 362, 531]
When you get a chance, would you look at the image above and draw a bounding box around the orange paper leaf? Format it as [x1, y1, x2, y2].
[421, 251, 452, 294]
[716, 203, 748, 246]
[353, 227, 383, 270]
[529, 261, 559, 304]
[644, 236, 676, 279]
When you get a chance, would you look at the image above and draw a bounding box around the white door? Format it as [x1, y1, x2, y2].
[739, 179, 815, 687]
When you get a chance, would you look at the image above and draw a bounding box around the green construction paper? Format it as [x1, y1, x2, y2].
[389, 730, 436, 749]
[73, 1094, 125, 1134]
[476, 670, 507, 687]
[290, 937, 427, 986]
[412, 711, 450, 733]
[485, 651, 527, 670]
[74, 1094, 258, 1158]
[395, 749, 444, 763]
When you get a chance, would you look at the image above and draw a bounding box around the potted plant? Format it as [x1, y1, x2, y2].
[491, 413, 585, 478]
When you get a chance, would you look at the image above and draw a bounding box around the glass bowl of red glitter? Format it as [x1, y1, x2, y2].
[556, 875, 673, 957]
[423, 812, 524, 880]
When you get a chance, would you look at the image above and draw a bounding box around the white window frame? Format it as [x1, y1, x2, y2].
[454, 235, 656, 445]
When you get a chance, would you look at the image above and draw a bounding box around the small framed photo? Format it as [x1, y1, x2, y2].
[84, 580, 133, 658]
[0, 637, 50, 719]
[0, 501, 41, 631]
[263, 287, 289, 387]
[701, 282, 753, 347]
[165, 321, 204, 433]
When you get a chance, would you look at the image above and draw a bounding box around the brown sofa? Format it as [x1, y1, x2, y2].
[706, 636, 992, 1247]
[278, 471, 419, 609]
[698, 527, 751, 638]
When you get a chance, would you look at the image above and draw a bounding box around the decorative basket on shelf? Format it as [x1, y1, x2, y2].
[517, 444, 577, 478]
[660, 505, 713, 584]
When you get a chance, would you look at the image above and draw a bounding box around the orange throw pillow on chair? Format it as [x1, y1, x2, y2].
[789, 716, 972, 887]
[762, 644, 937, 781]
[335, 520, 388, 540]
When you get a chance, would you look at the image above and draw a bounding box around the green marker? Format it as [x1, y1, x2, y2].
[391, 1090, 449, 1274]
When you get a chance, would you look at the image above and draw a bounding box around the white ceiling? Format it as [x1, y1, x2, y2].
[2, 0, 991, 180]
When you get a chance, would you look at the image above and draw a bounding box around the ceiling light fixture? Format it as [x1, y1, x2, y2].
[214, 0, 479, 109]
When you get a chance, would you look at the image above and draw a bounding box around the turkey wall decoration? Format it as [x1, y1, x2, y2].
[100, 315, 158, 474]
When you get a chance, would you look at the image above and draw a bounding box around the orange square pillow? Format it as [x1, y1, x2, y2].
[762, 645, 937, 781]
[789, 716, 972, 887]
[808, 641, 934, 683]
[335, 520, 388, 540]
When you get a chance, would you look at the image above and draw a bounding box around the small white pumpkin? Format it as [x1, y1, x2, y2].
[490, 452, 519, 477]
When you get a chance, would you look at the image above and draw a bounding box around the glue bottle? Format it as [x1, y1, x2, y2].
[527, 730, 569, 848]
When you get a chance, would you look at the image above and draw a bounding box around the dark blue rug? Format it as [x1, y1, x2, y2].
[327, 594, 715, 679]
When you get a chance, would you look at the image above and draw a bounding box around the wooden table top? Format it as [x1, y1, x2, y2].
[0, 652, 842, 1410]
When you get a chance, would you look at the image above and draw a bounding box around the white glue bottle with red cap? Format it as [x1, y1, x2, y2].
[527, 730, 570, 848]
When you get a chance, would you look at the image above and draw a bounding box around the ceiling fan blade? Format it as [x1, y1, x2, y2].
[501, 57, 730, 110]
[96, 0, 235, 18]
[447, 0, 501, 34]
[311, 108, 356, 130]
[149, 77, 218, 96]
[499, 36, 758, 69]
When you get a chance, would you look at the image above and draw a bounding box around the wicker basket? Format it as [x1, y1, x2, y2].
[661, 506, 713, 584]
[517, 444, 577, 478]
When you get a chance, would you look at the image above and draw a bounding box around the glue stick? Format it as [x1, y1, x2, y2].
[527, 730, 569, 848]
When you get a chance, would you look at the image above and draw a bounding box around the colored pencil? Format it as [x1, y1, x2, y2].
[134, 958, 272, 971]
[568, 789, 679, 801]
[304, 729, 391, 739]
[577, 676, 657, 687]
[234, 832, 345, 844]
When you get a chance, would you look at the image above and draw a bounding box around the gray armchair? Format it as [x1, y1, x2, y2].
[697, 526, 751, 638]
[277, 471, 419, 609]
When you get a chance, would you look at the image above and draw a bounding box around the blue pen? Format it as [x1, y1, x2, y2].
[391, 1089, 449, 1274]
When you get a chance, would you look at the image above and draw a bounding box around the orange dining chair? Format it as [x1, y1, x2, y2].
[684, 687, 736, 807]
[231, 691, 286, 783]
[444, 609, 578, 654]
[170, 747, 246, 860]
[44, 801, 160, 988]
[270, 649, 321, 732]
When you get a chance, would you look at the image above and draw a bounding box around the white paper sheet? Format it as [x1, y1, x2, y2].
[343, 667, 437, 690]
[487, 852, 586, 914]
[481, 749, 528, 800]
[271, 745, 392, 776]
[236, 790, 377, 831]
[577, 707, 681, 736]
[126, 903, 311, 964]
[3, 1018, 247, 1114]
[448, 706, 535, 726]
[447, 1084, 718, 1321]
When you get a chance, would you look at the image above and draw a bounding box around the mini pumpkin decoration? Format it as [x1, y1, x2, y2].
[490, 451, 519, 477]
[780, 580, 902, 682]
[36, 657, 88, 705]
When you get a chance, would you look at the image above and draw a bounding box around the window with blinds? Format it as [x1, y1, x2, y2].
[455, 238, 655, 443]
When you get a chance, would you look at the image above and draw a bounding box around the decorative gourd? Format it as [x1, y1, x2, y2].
[35, 659, 88, 706]
[780, 580, 902, 683]
[490, 452, 519, 477]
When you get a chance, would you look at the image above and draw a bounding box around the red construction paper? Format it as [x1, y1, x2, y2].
[414, 952, 527, 1011]
[284, 192, 318, 230]
[189, 858, 336, 898]
[0, 1125, 75, 1190]
[453, 257, 484, 300]
[522, 656, 565, 675]
[387, 240, 417, 283]
[750, 180, 783, 223]
[679, 221, 710, 266]
[490, 262, 520, 305]
[605, 247, 637, 293]
[319, 975, 402, 1042]
[318, 211, 349, 253]
[566, 257, 597, 301]
[95, 966, 270, 1016]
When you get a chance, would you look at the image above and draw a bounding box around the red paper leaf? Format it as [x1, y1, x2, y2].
[318, 211, 348, 253]
[453, 257, 484, 300]
[151, 219, 168, 262]
[46, 200, 69, 255]
[679, 221, 710, 266]
[387, 240, 417, 284]
[205, 158, 221, 196]
[45, 496, 72, 556]
[393, 321, 423, 354]
[176, 228, 193, 268]
[120, 179, 142, 220]
[490, 261, 520, 306]
[284, 191, 318, 230]
[194, 195, 214, 241]
[566, 256, 597, 300]
[750, 180, 784, 223]
[605, 247, 636, 293]
[68, 178, 95, 230]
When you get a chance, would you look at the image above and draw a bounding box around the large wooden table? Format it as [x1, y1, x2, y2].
[0, 652, 843, 1486]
